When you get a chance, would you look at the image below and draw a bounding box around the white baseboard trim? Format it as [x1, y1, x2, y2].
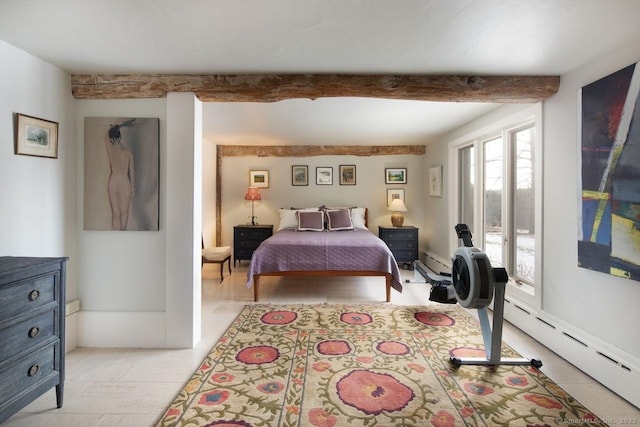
[77, 311, 167, 348]
[502, 295, 640, 409]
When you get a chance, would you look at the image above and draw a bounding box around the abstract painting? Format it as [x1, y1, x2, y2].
[579, 62, 640, 281]
[84, 117, 159, 231]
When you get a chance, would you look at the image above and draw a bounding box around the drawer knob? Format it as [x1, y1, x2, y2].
[28, 290, 40, 301]
[28, 364, 40, 377]
[29, 327, 40, 338]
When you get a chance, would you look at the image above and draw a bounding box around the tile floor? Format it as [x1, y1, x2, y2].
[4, 265, 639, 426]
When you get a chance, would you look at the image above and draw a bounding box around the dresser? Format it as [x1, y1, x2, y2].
[378, 226, 419, 268]
[234, 225, 273, 265]
[0, 257, 68, 423]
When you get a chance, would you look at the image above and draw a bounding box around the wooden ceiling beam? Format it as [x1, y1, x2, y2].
[71, 73, 559, 103]
[218, 144, 425, 157]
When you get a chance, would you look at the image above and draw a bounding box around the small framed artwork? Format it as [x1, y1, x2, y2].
[339, 165, 356, 185]
[15, 113, 59, 158]
[249, 170, 269, 188]
[385, 168, 407, 184]
[291, 165, 308, 186]
[429, 165, 443, 197]
[387, 188, 405, 206]
[316, 167, 333, 185]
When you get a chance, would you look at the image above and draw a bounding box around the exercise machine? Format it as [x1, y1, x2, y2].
[417, 224, 542, 368]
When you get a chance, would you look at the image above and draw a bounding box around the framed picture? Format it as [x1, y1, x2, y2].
[15, 113, 59, 158]
[387, 188, 405, 206]
[385, 168, 407, 184]
[316, 167, 333, 185]
[84, 117, 160, 231]
[429, 165, 443, 197]
[249, 170, 269, 188]
[291, 165, 308, 186]
[339, 165, 356, 185]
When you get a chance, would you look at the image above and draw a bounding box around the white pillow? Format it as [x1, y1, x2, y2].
[350, 207, 367, 229]
[277, 208, 318, 231]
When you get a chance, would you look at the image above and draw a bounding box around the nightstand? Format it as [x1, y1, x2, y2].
[234, 225, 273, 265]
[378, 226, 419, 268]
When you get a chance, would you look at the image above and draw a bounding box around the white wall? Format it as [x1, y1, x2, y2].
[0, 40, 79, 353]
[426, 35, 640, 406]
[213, 153, 427, 250]
[0, 39, 77, 297]
[75, 94, 202, 349]
[541, 36, 640, 354]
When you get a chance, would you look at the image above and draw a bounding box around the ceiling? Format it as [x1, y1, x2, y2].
[2, 0, 640, 145]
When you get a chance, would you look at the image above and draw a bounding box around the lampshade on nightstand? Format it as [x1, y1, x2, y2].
[244, 186, 262, 225]
[388, 198, 408, 227]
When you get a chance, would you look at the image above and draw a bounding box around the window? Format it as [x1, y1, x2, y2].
[452, 106, 541, 302]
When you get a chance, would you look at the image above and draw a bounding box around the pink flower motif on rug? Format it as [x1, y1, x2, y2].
[376, 340, 410, 356]
[506, 376, 529, 387]
[257, 381, 285, 394]
[261, 310, 298, 325]
[463, 382, 494, 396]
[236, 345, 279, 364]
[203, 421, 253, 427]
[449, 347, 486, 358]
[340, 312, 373, 325]
[317, 340, 352, 355]
[524, 394, 563, 409]
[336, 370, 415, 415]
[307, 407, 337, 427]
[430, 409, 456, 427]
[415, 311, 455, 326]
[211, 373, 235, 383]
[198, 389, 229, 405]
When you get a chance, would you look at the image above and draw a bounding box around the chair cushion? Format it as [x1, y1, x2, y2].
[202, 246, 231, 261]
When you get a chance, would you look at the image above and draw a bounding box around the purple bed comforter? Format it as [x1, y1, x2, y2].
[246, 229, 403, 292]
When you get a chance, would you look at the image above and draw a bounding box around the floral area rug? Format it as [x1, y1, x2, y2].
[156, 303, 606, 427]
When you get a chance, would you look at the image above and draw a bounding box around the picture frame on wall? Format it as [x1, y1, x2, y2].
[316, 167, 333, 185]
[429, 165, 443, 197]
[291, 165, 308, 186]
[250, 170, 269, 188]
[387, 188, 405, 206]
[339, 165, 356, 185]
[15, 113, 59, 159]
[385, 168, 407, 184]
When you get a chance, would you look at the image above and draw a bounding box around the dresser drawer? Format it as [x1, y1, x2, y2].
[235, 239, 265, 250]
[379, 229, 417, 241]
[384, 240, 418, 250]
[0, 342, 59, 406]
[0, 273, 57, 322]
[0, 310, 57, 363]
[235, 228, 272, 240]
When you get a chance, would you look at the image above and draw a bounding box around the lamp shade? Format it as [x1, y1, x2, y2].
[388, 198, 407, 212]
[244, 186, 262, 201]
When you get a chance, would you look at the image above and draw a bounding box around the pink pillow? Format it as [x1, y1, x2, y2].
[296, 211, 324, 231]
[326, 209, 354, 231]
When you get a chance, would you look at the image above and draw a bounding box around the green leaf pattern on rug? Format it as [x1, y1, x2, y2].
[155, 304, 607, 427]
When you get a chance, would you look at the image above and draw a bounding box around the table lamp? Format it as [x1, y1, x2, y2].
[388, 198, 407, 227]
[244, 186, 262, 225]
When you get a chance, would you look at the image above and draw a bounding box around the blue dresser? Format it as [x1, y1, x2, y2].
[0, 257, 67, 423]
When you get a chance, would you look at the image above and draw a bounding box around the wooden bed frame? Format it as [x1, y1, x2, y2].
[248, 209, 396, 302]
[252, 270, 393, 302]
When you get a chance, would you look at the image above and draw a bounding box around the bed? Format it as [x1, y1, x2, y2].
[246, 207, 403, 301]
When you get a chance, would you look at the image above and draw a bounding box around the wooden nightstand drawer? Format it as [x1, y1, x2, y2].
[235, 228, 272, 240]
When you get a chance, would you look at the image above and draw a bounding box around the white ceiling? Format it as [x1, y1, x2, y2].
[2, 0, 640, 145]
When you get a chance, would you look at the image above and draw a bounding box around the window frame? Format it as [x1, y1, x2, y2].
[448, 104, 543, 308]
